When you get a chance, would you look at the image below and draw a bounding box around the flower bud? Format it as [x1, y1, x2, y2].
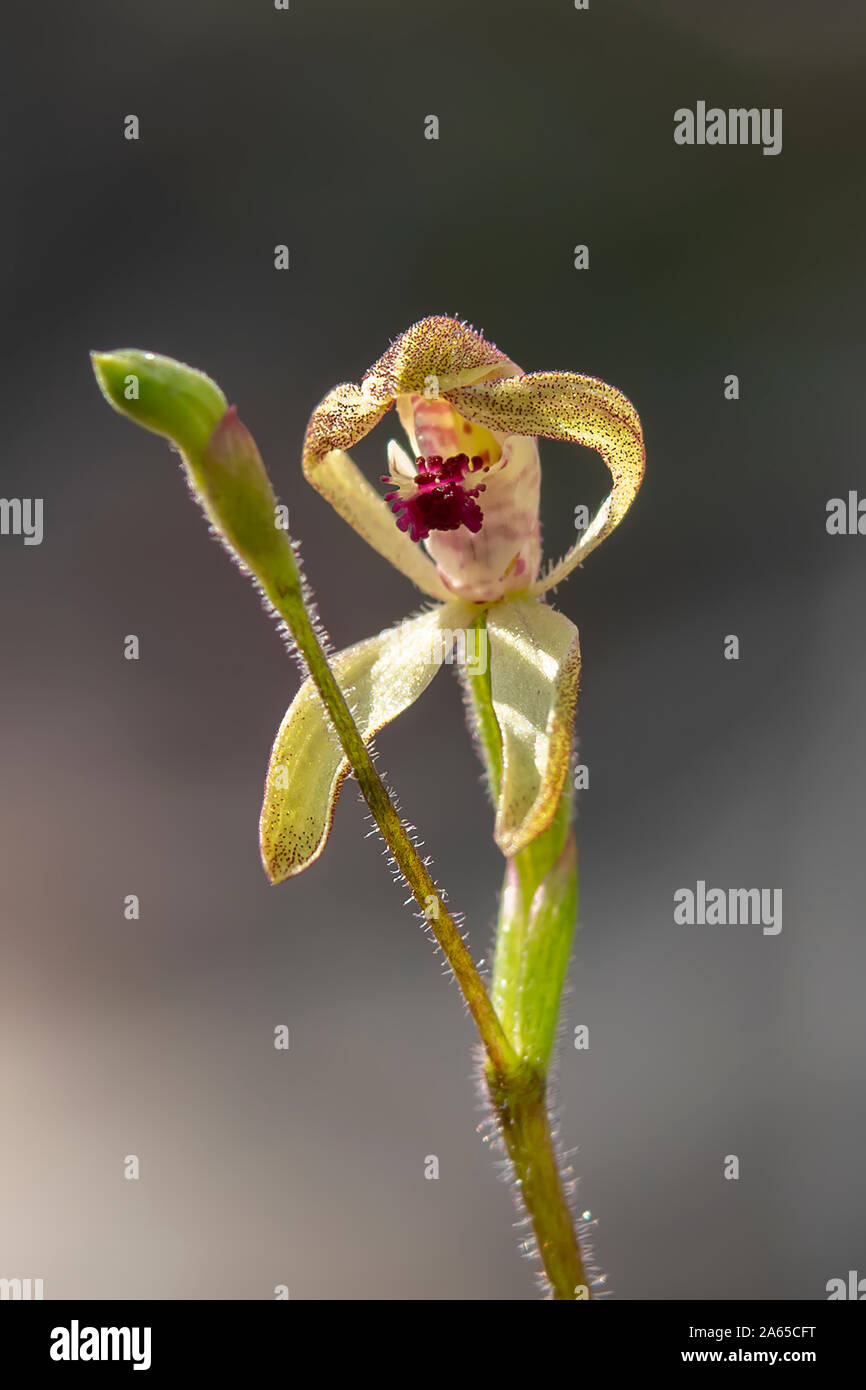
[91, 349, 295, 597]
[91, 349, 227, 462]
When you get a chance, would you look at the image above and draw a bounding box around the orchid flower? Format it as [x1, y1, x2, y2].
[261, 316, 645, 882]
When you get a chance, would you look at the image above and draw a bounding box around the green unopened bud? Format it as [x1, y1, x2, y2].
[91, 349, 298, 601]
[91, 349, 227, 461]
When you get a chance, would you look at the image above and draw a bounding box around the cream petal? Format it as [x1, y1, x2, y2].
[409, 395, 461, 459]
[395, 393, 420, 455]
[260, 601, 472, 881]
[397, 389, 505, 468]
[486, 598, 581, 857]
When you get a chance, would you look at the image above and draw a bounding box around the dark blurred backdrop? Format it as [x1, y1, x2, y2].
[1, 0, 864, 1299]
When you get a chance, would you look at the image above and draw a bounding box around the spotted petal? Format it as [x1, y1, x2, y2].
[261, 601, 471, 881]
[444, 371, 645, 590]
[486, 598, 581, 856]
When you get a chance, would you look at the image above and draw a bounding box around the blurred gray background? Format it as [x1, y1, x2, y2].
[1, 0, 864, 1299]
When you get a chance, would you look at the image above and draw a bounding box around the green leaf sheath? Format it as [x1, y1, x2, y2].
[462, 616, 578, 1066]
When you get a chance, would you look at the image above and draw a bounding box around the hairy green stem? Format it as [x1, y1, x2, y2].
[486, 1064, 590, 1300]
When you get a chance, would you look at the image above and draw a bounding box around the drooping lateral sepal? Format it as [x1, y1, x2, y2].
[486, 598, 581, 857]
[260, 601, 473, 881]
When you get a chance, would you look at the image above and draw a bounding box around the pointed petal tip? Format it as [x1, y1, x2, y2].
[262, 859, 283, 887]
[260, 843, 321, 885]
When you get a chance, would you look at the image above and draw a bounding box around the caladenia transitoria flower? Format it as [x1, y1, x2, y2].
[91, 317, 645, 1300]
